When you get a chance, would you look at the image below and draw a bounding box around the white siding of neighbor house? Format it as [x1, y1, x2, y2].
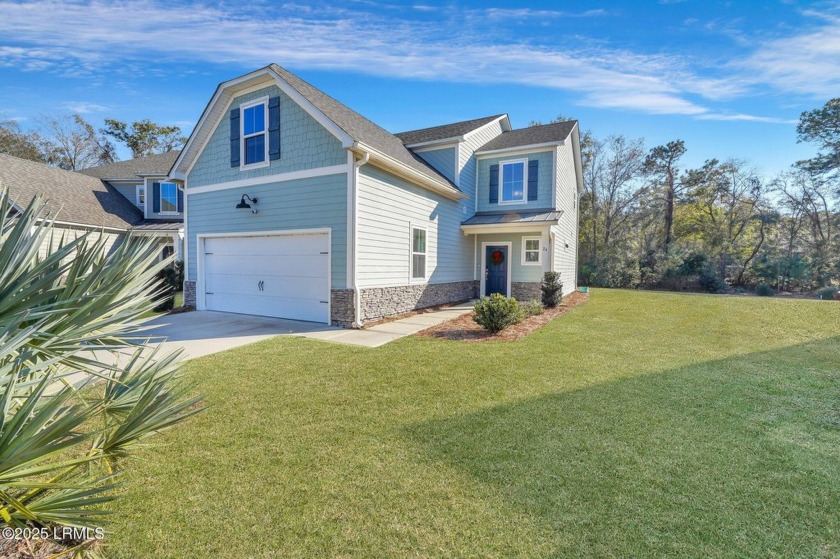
[37, 226, 123, 261]
[355, 164, 472, 288]
[553, 142, 579, 293]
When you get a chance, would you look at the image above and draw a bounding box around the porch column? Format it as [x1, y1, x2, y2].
[541, 228, 551, 274]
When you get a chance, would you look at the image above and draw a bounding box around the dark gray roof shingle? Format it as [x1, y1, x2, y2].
[394, 115, 506, 146]
[461, 209, 563, 226]
[477, 121, 577, 153]
[270, 64, 458, 190]
[0, 154, 142, 229]
[78, 150, 181, 180]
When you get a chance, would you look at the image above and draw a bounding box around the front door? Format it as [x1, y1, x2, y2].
[485, 245, 508, 296]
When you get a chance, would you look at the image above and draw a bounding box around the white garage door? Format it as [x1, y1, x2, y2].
[201, 232, 330, 323]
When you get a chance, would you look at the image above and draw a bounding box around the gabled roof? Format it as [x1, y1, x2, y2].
[395, 114, 507, 146]
[172, 65, 463, 200]
[477, 121, 577, 153]
[78, 150, 181, 180]
[0, 154, 142, 229]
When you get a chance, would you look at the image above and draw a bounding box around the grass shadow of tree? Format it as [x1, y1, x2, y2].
[403, 336, 840, 557]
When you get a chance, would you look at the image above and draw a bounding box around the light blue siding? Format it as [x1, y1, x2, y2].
[416, 147, 457, 184]
[474, 233, 545, 283]
[356, 165, 472, 287]
[458, 118, 504, 212]
[476, 150, 554, 212]
[108, 181, 142, 207]
[188, 85, 346, 188]
[186, 172, 348, 288]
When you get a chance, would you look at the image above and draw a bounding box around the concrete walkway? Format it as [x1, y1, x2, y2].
[300, 301, 474, 348]
[142, 302, 473, 356]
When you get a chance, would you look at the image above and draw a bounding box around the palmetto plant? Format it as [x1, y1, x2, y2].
[0, 185, 201, 557]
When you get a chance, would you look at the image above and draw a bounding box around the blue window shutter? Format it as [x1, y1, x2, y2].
[177, 186, 184, 213]
[268, 96, 281, 160]
[528, 160, 539, 201]
[489, 164, 499, 204]
[152, 182, 161, 213]
[229, 108, 240, 168]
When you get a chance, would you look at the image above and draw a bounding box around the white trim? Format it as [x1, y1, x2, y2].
[462, 115, 510, 141]
[521, 236, 542, 266]
[351, 142, 465, 201]
[480, 241, 512, 298]
[409, 223, 428, 284]
[473, 235, 477, 281]
[135, 184, 145, 209]
[461, 222, 557, 235]
[498, 158, 529, 205]
[239, 96, 270, 170]
[196, 227, 332, 322]
[409, 141, 460, 152]
[49, 220, 127, 234]
[185, 164, 347, 195]
[476, 143, 562, 158]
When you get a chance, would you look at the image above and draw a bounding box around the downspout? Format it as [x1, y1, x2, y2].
[351, 150, 369, 328]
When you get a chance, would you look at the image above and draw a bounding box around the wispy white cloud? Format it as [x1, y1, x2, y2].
[0, 0, 812, 124]
[59, 101, 109, 114]
[737, 10, 840, 99]
[696, 113, 798, 124]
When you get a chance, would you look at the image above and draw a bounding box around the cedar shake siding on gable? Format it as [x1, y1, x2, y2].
[477, 150, 554, 212]
[188, 85, 346, 188]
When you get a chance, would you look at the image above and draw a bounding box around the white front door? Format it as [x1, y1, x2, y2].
[201, 232, 330, 323]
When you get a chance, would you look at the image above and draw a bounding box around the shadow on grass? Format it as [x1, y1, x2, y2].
[403, 336, 840, 557]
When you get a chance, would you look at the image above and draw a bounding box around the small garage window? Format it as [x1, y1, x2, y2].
[411, 226, 426, 281]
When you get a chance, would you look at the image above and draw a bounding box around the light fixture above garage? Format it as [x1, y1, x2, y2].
[236, 194, 258, 214]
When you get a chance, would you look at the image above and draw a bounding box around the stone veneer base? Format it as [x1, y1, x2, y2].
[511, 282, 542, 302]
[183, 280, 196, 308]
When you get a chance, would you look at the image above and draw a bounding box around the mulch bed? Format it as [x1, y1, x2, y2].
[417, 291, 588, 342]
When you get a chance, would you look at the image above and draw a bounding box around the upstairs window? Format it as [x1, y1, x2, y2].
[160, 182, 178, 213]
[501, 159, 527, 203]
[241, 100, 267, 166]
[411, 226, 427, 280]
[136, 185, 145, 208]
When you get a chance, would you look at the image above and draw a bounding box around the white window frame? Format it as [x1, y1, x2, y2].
[410, 225, 428, 283]
[135, 184, 145, 208]
[521, 236, 542, 266]
[499, 158, 529, 205]
[240, 96, 270, 171]
[158, 182, 179, 215]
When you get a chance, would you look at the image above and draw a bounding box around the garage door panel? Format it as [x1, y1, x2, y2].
[201, 232, 330, 323]
[205, 293, 327, 321]
[205, 273, 329, 300]
[204, 254, 328, 278]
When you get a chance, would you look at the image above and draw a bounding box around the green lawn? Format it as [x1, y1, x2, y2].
[109, 290, 840, 558]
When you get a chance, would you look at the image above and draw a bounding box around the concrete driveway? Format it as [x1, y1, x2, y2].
[141, 311, 340, 359]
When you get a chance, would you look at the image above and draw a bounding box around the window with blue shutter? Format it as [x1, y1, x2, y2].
[268, 96, 281, 160]
[229, 109, 240, 168]
[499, 159, 528, 203]
[152, 182, 160, 213]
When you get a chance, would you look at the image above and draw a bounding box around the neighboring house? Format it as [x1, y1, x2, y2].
[0, 153, 182, 261]
[79, 150, 184, 260]
[170, 64, 583, 327]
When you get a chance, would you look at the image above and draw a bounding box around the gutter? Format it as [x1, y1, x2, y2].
[350, 142, 465, 201]
[351, 149, 370, 328]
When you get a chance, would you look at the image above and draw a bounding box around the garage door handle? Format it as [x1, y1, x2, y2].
[205, 292, 214, 295]
[320, 301, 328, 304]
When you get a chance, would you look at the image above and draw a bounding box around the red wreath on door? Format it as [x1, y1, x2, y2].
[490, 250, 505, 266]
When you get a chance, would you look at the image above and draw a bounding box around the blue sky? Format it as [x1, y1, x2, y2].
[1, 0, 838, 176]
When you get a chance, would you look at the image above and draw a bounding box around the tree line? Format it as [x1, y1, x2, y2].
[565, 98, 839, 295]
[0, 113, 186, 171]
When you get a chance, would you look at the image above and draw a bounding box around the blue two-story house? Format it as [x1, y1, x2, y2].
[169, 64, 583, 327]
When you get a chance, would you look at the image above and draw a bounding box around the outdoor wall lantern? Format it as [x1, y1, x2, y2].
[235, 194, 258, 214]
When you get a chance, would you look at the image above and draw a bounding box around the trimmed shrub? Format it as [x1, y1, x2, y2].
[541, 271, 563, 308]
[473, 294, 524, 333]
[755, 283, 775, 297]
[521, 299, 544, 317]
[815, 286, 840, 300]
